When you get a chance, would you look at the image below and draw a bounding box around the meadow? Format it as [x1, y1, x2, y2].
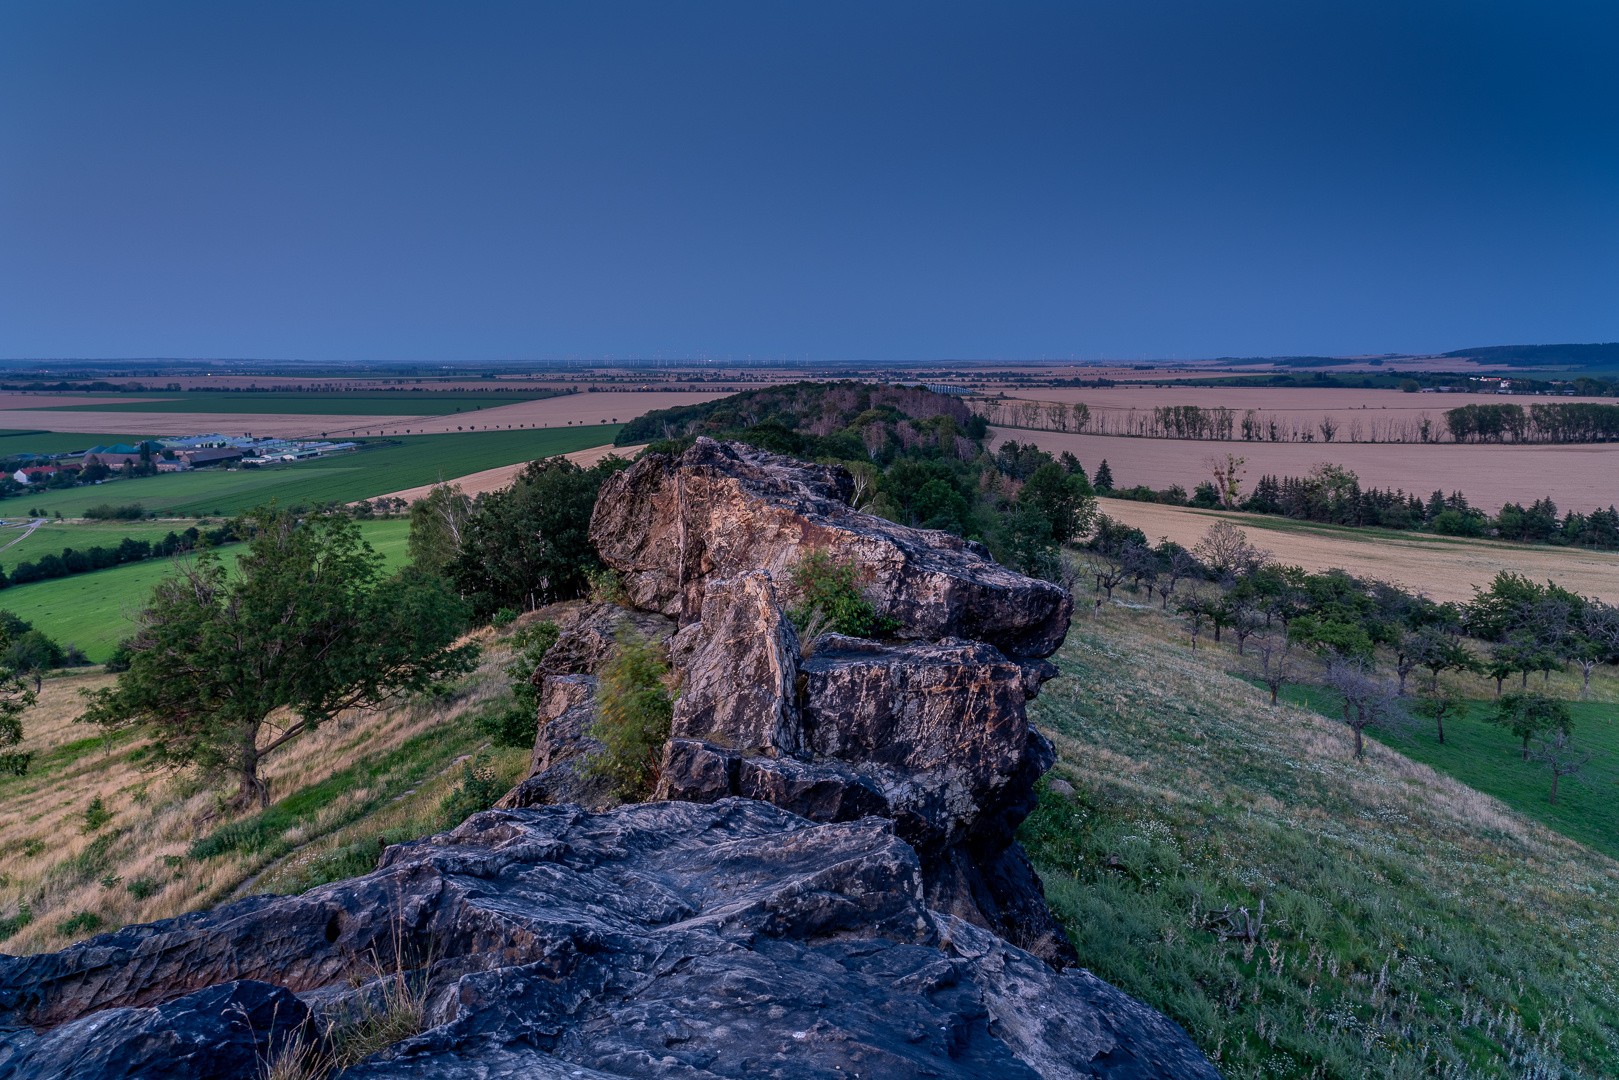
[0, 520, 410, 662]
[1024, 602, 1619, 1079]
[0, 425, 619, 519]
[1092, 497, 1619, 604]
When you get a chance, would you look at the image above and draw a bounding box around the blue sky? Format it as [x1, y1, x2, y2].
[0, 1, 1614, 362]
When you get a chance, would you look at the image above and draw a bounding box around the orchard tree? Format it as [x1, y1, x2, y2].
[81, 508, 479, 809]
[1489, 691, 1570, 761]
[1527, 728, 1593, 805]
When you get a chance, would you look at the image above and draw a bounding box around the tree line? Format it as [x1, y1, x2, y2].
[1095, 459, 1619, 550]
[970, 398, 1619, 445]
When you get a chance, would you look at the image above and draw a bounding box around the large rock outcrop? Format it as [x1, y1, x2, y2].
[0, 802, 1220, 1079]
[654, 621, 1073, 964]
[589, 438, 1073, 658]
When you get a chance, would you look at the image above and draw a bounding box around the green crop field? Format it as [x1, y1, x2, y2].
[0, 426, 620, 519]
[0, 519, 411, 662]
[0, 431, 151, 456]
[0, 521, 194, 565]
[30, 390, 568, 416]
[1264, 679, 1619, 861]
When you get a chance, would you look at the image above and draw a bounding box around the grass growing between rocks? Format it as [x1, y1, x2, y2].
[0, 621, 536, 955]
[1023, 605, 1619, 1079]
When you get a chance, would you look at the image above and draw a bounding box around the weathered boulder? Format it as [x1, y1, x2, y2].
[667, 572, 800, 757]
[0, 801, 1219, 1080]
[589, 438, 1073, 658]
[0, 980, 308, 1080]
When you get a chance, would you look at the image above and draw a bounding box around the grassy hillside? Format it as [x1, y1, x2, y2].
[1265, 683, 1619, 863]
[0, 520, 410, 662]
[1, 425, 618, 519]
[0, 619, 530, 957]
[29, 390, 567, 416]
[1024, 605, 1619, 1079]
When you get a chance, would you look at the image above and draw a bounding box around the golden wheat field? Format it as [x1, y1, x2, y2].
[1091, 496, 1619, 604]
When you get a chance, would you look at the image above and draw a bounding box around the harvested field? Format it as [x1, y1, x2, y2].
[993, 426, 1619, 512]
[370, 442, 648, 504]
[1091, 496, 1619, 603]
[981, 386, 1616, 445]
[0, 389, 731, 440]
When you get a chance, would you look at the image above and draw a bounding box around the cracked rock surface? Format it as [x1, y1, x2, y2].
[0, 801, 1218, 1080]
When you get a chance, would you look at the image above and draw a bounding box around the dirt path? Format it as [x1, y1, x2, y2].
[1093, 497, 1619, 603]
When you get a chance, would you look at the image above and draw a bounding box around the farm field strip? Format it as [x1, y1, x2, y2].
[1091, 496, 1619, 603]
[988, 384, 1615, 412]
[994, 426, 1619, 512]
[0, 426, 621, 519]
[0, 389, 731, 440]
[370, 442, 648, 503]
[0, 519, 410, 662]
[24, 390, 570, 416]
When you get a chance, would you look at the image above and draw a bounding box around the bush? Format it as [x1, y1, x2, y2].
[784, 550, 891, 638]
[82, 796, 113, 833]
[55, 911, 103, 937]
[125, 876, 161, 900]
[587, 629, 672, 800]
[83, 503, 144, 520]
[0, 902, 31, 940]
[439, 753, 505, 825]
[490, 607, 518, 628]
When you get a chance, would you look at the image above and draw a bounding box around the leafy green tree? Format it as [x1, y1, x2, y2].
[0, 625, 37, 776]
[449, 456, 629, 618]
[1017, 461, 1096, 544]
[587, 629, 673, 800]
[81, 509, 479, 809]
[1412, 684, 1467, 744]
[1490, 691, 1571, 760]
[478, 621, 561, 748]
[407, 478, 472, 575]
[995, 504, 1062, 582]
[5, 630, 63, 692]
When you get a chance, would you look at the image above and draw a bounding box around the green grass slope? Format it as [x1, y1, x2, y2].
[1259, 681, 1619, 863]
[1024, 607, 1619, 1079]
[30, 391, 565, 416]
[2, 426, 619, 519]
[0, 520, 409, 661]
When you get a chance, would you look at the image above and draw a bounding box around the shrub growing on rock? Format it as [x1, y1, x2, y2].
[784, 550, 890, 638]
[587, 629, 672, 800]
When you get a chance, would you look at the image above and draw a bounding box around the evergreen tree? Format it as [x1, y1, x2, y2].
[1092, 459, 1114, 492]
